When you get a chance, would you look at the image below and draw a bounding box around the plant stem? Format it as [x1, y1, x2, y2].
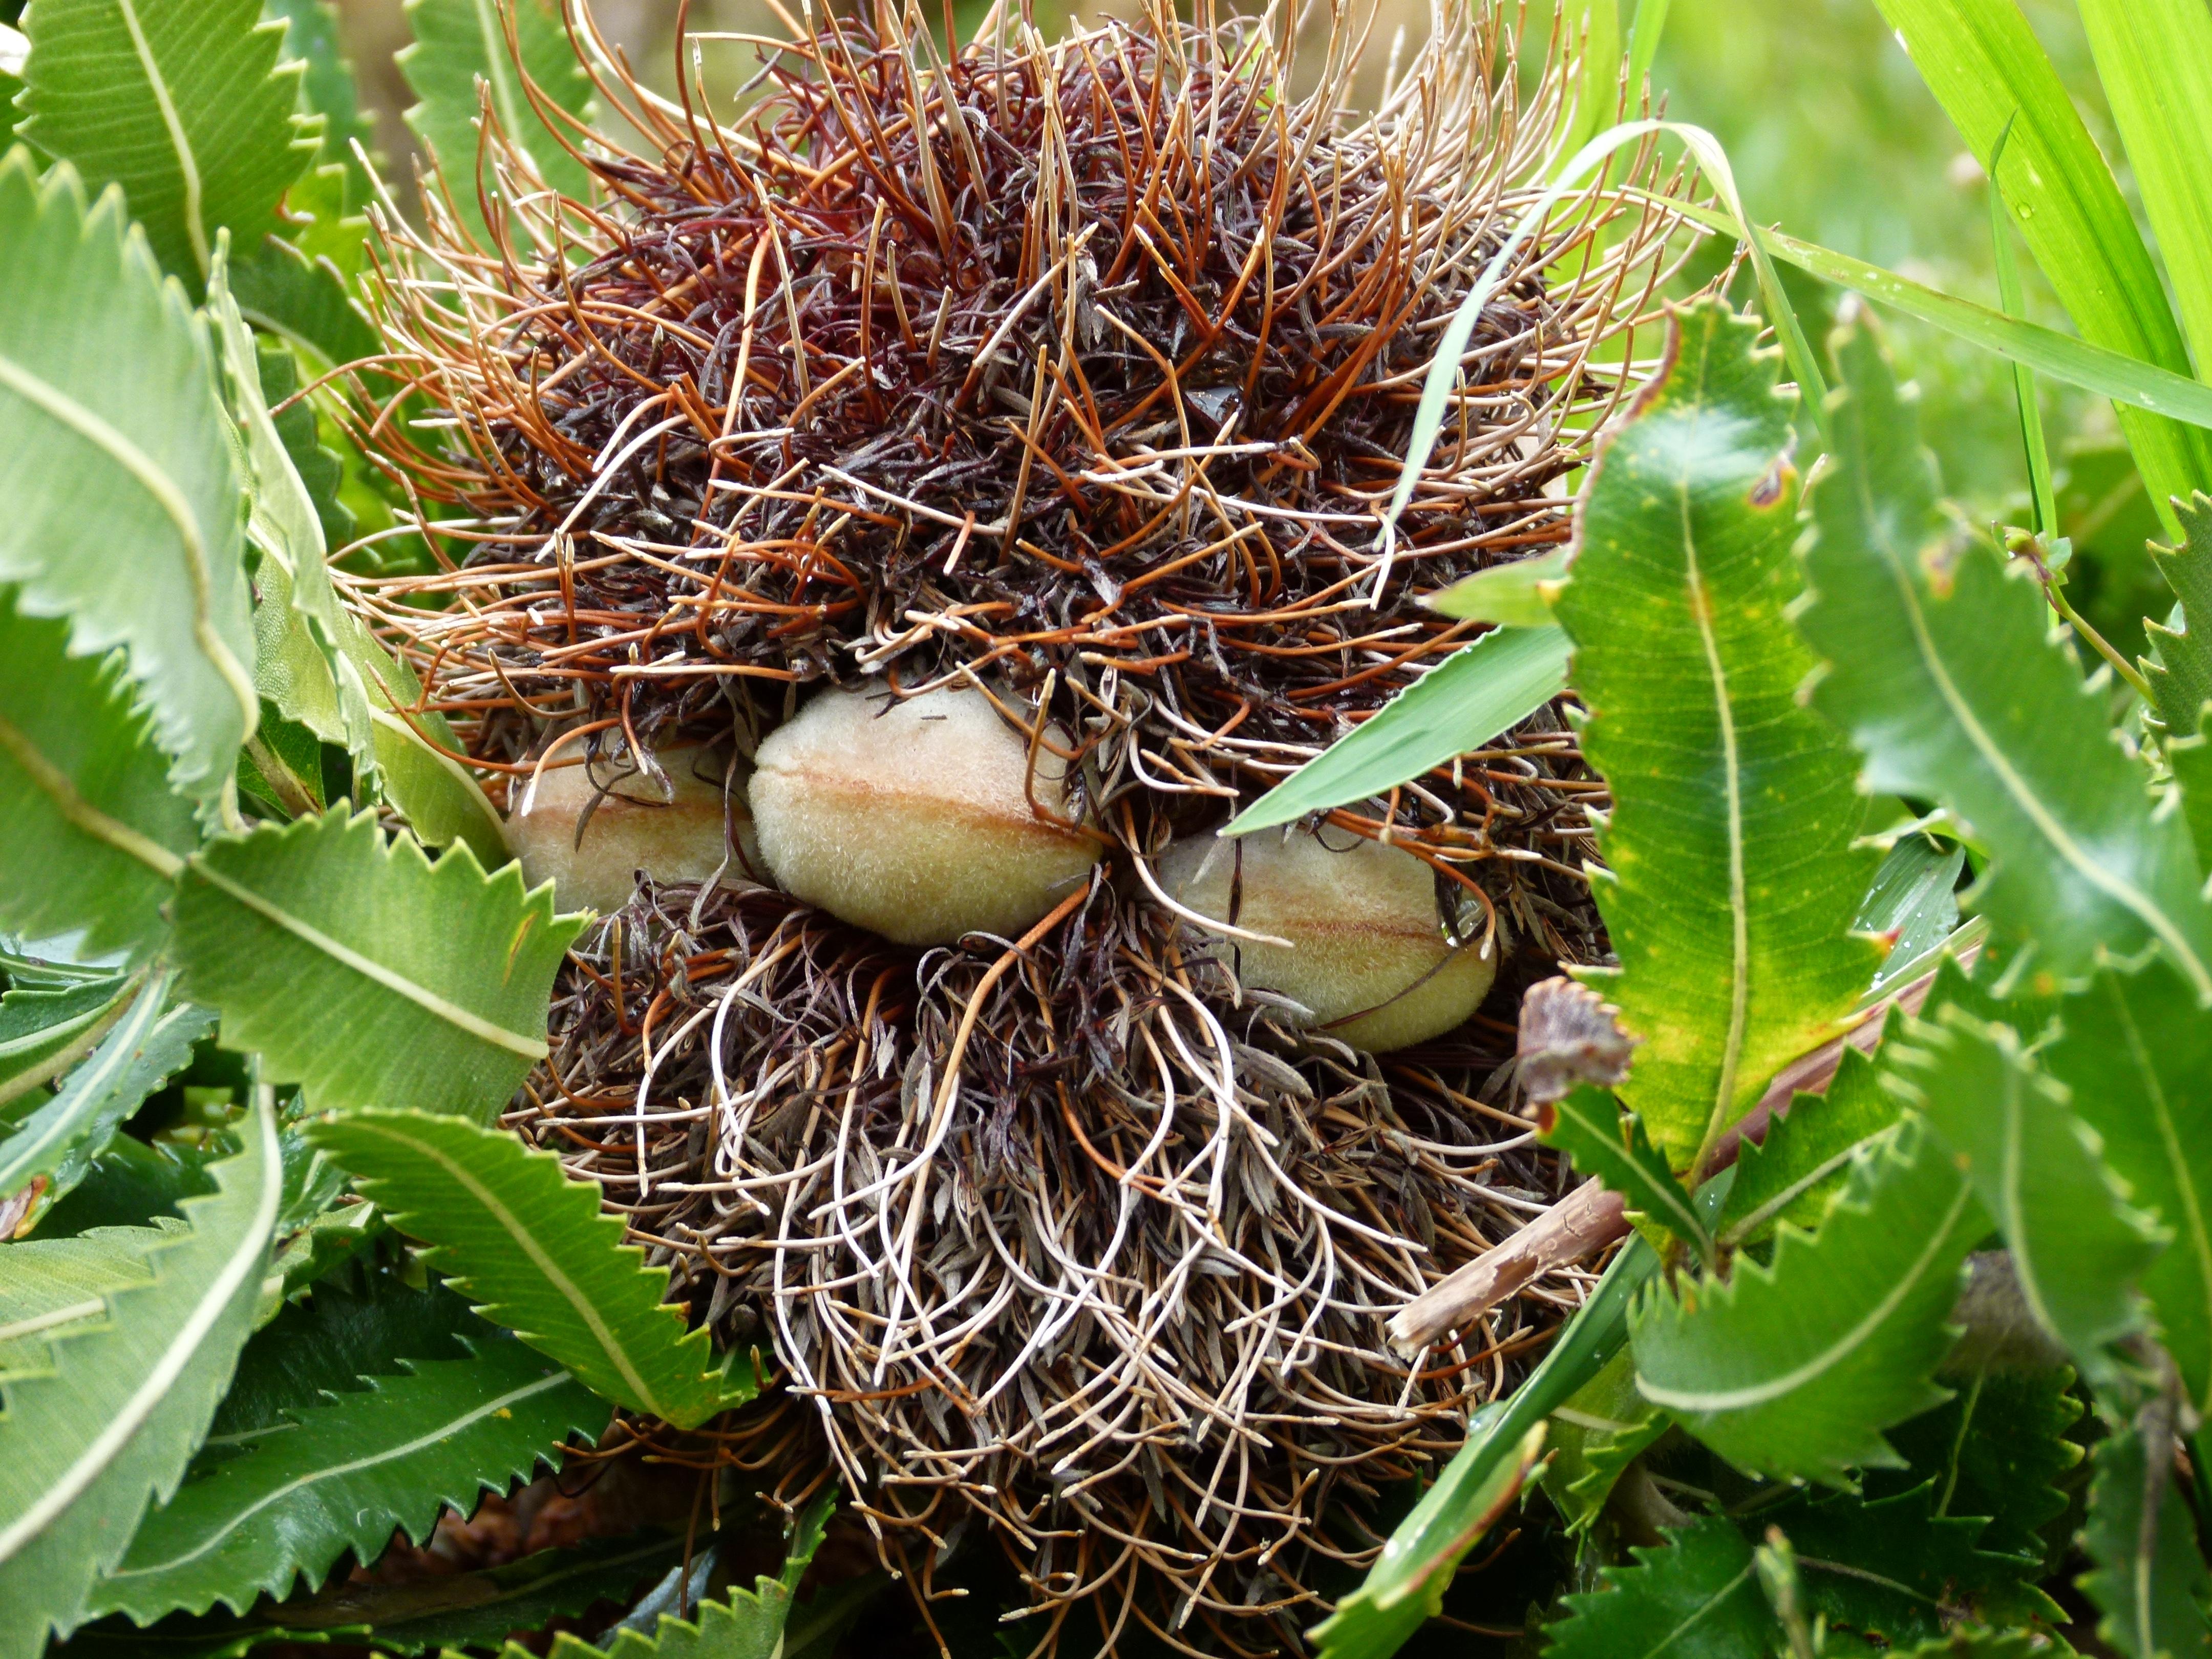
[2011, 534, 2158, 703]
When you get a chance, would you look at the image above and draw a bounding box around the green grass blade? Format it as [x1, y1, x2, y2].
[1871, 0, 2212, 534]
[308, 1110, 758, 1430]
[1626, 0, 1670, 96]
[1988, 118, 2057, 539]
[0, 1102, 282, 1658]
[2076, 0, 2212, 395]
[1223, 624, 1570, 837]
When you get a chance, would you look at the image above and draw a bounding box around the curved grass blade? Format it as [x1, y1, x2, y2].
[1802, 311, 2212, 998]
[1223, 624, 1570, 836]
[308, 1110, 758, 1430]
[0, 1102, 281, 1659]
[171, 812, 576, 1121]
[0, 153, 257, 798]
[17, 0, 313, 284]
[1870, 0, 2212, 534]
[89, 1336, 603, 1621]
[1311, 1238, 1657, 1657]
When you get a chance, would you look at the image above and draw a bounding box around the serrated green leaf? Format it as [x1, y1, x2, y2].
[532, 1496, 833, 1659]
[88, 1530, 687, 1655]
[18, 0, 314, 283]
[1544, 1344, 1666, 1535]
[90, 1335, 602, 1620]
[1868, 0, 2212, 536]
[230, 230, 378, 372]
[1223, 623, 1572, 837]
[0, 972, 132, 1107]
[308, 1110, 755, 1429]
[1313, 1240, 1658, 1657]
[1859, 835, 1965, 1000]
[1801, 309, 2212, 999]
[171, 812, 575, 1120]
[1887, 1003, 2164, 1369]
[1879, 1363, 2082, 1565]
[1555, 301, 1879, 1175]
[0, 598, 202, 963]
[399, 0, 593, 246]
[2078, 1408, 2212, 1659]
[2171, 711, 2212, 873]
[0, 973, 214, 1235]
[206, 1269, 478, 1446]
[2040, 954, 2212, 1418]
[1541, 1088, 1711, 1262]
[1630, 1116, 1983, 1486]
[1764, 1480, 2056, 1640]
[0, 1225, 162, 1378]
[0, 153, 257, 798]
[40, 1138, 221, 1240]
[257, 340, 353, 557]
[0, 1102, 281, 1659]
[1543, 1515, 1773, 1659]
[1718, 1039, 1902, 1248]
[262, 0, 374, 195]
[2146, 496, 2212, 740]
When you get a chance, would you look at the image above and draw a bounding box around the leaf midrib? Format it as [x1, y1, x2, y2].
[107, 1367, 577, 1579]
[114, 0, 207, 276]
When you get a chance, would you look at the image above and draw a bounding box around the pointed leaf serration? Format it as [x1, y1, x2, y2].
[87, 1335, 604, 1621]
[0, 1106, 282, 1659]
[1553, 300, 1880, 1173]
[171, 811, 581, 1121]
[308, 1110, 757, 1430]
[0, 152, 256, 800]
[1799, 311, 2212, 997]
[1629, 1115, 1984, 1486]
[18, 0, 315, 283]
[1543, 1516, 1775, 1658]
[2145, 493, 2212, 738]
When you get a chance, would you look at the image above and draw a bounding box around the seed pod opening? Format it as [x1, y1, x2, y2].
[749, 682, 1100, 946]
[507, 746, 756, 914]
[1159, 830, 1496, 1051]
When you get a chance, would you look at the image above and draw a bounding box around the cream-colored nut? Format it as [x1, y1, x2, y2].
[507, 746, 757, 914]
[748, 682, 1102, 947]
[1157, 829, 1495, 1052]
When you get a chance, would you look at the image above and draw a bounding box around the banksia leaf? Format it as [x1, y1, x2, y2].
[263, 0, 376, 195]
[1544, 1516, 1776, 1658]
[2145, 494, 2212, 738]
[0, 972, 213, 1236]
[1717, 1039, 1902, 1247]
[1881, 1366, 2082, 1566]
[1540, 1087, 1712, 1262]
[0, 1225, 167, 1378]
[1800, 310, 2212, 998]
[0, 1103, 281, 1659]
[2077, 1407, 2212, 1659]
[88, 1336, 603, 1621]
[0, 154, 257, 799]
[171, 812, 577, 1120]
[0, 972, 131, 1104]
[399, 0, 593, 244]
[308, 1110, 758, 1428]
[1629, 1116, 1984, 1486]
[0, 600, 203, 963]
[1888, 1002, 2163, 1369]
[1554, 300, 1880, 1174]
[17, 0, 315, 284]
[2171, 710, 2212, 870]
[1542, 1346, 1667, 1535]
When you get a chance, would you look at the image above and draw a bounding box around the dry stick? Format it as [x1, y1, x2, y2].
[1385, 955, 1964, 1357]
